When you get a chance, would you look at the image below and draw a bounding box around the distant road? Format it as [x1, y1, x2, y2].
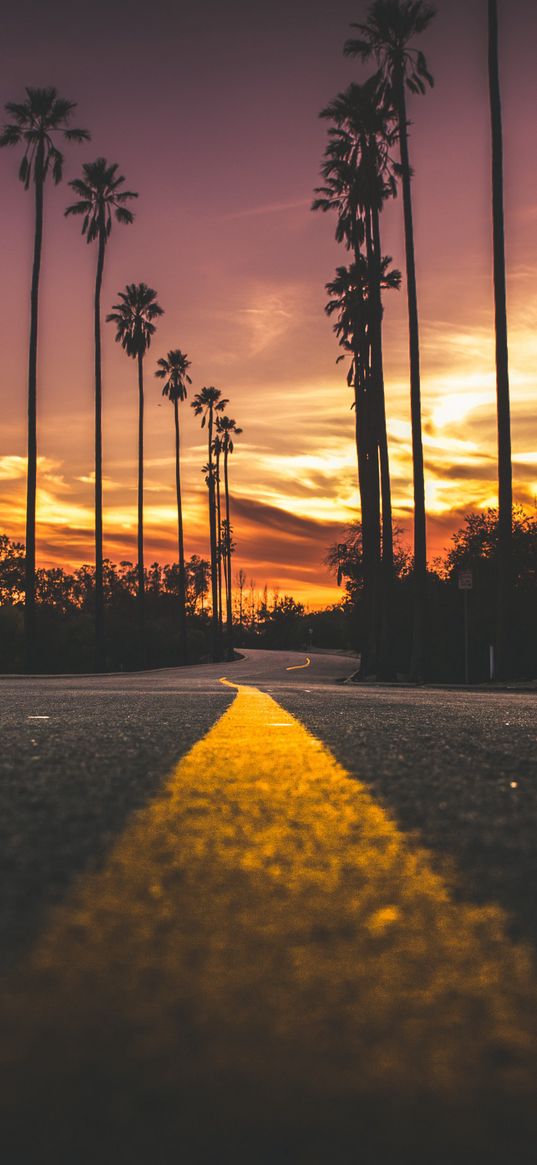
[2, 650, 537, 1163]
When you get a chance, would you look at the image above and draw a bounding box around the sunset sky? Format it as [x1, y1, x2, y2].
[0, 0, 536, 607]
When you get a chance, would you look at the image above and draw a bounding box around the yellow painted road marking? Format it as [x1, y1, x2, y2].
[286, 656, 311, 671]
[2, 681, 537, 1152]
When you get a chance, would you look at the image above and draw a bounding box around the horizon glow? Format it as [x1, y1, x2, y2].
[0, 0, 536, 608]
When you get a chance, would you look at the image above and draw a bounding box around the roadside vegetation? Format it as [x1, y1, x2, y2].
[1, 505, 535, 679]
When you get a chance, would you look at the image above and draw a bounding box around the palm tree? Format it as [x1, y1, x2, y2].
[213, 432, 224, 631]
[107, 284, 163, 662]
[315, 76, 399, 674]
[345, 0, 436, 679]
[155, 349, 192, 662]
[65, 158, 137, 671]
[191, 387, 228, 661]
[216, 416, 242, 658]
[0, 87, 89, 670]
[488, 0, 512, 680]
[325, 258, 400, 673]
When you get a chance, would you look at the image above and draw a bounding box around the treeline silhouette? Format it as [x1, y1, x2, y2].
[0, 535, 212, 671]
[326, 507, 537, 682]
[0, 533, 315, 671]
[314, 0, 521, 680]
[0, 93, 241, 671]
[1, 505, 535, 678]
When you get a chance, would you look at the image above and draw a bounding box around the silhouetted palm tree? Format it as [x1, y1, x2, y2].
[191, 387, 228, 661]
[317, 79, 398, 572]
[65, 158, 137, 671]
[0, 87, 89, 669]
[326, 259, 377, 566]
[107, 284, 163, 661]
[213, 432, 224, 631]
[345, 0, 436, 679]
[488, 0, 512, 679]
[315, 75, 399, 674]
[217, 415, 242, 658]
[326, 257, 400, 673]
[155, 349, 192, 661]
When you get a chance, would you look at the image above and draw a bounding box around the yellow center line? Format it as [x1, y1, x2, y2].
[2, 681, 537, 1142]
[286, 656, 311, 672]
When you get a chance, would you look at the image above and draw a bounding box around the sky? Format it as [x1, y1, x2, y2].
[0, 0, 536, 607]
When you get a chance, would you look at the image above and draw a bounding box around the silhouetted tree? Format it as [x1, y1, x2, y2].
[444, 508, 536, 588]
[107, 283, 163, 661]
[326, 521, 411, 599]
[315, 74, 400, 674]
[0, 535, 25, 604]
[213, 432, 224, 631]
[258, 595, 306, 650]
[191, 387, 228, 660]
[65, 158, 137, 671]
[325, 257, 400, 671]
[186, 554, 210, 614]
[216, 415, 242, 657]
[488, 0, 512, 679]
[155, 349, 192, 661]
[0, 87, 89, 669]
[236, 568, 247, 627]
[345, 0, 436, 679]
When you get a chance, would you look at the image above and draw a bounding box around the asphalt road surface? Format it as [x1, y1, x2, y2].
[1, 649, 537, 1164]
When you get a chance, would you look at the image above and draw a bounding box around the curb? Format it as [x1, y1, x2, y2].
[339, 674, 537, 694]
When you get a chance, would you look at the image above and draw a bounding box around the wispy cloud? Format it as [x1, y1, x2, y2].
[0, 455, 60, 481]
[221, 198, 310, 221]
[239, 296, 294, 355]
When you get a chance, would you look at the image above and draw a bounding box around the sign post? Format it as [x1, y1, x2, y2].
[458, 569, 473, 684]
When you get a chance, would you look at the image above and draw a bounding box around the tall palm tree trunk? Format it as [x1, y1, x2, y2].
[488, 0, 512, 680]
[364, 374, 380, 677]
[372, 206, 394, 575]
[25, 145, 45, 672]
[137, 352, 145, 663]
[207, 410, 220, 661]
[94, 226, 106, 672]
[353, 367, 376, 677]
[396, 77, 427, 681]
[224, 448, 234, 660]
[364, 209, 384, 674]
[352, 245, 379, 676]
[372, 205, 395, 679]
[215, 452, 224, 631]
[353, 383, 369, 528]
[222, 524, 229, 599]
[173, 397, 188, 662]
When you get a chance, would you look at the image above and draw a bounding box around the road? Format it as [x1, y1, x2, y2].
[1, 649, 537, 1164]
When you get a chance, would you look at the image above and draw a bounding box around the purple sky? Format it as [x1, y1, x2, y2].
[0, 0, 536, 605]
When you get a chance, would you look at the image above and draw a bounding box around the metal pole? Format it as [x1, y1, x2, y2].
[464, 590, 469, 685]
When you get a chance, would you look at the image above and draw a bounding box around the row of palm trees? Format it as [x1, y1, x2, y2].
[0, 90, 241, 669]
[315, 0, 513, 679]
[191, 388, 242, 660]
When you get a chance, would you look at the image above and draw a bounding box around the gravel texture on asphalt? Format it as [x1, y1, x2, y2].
[2, 650, 537, 1165]
[2, 669, 537, 1165]
[0, 678, 233, 967]
[273, 683, 537, 948]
